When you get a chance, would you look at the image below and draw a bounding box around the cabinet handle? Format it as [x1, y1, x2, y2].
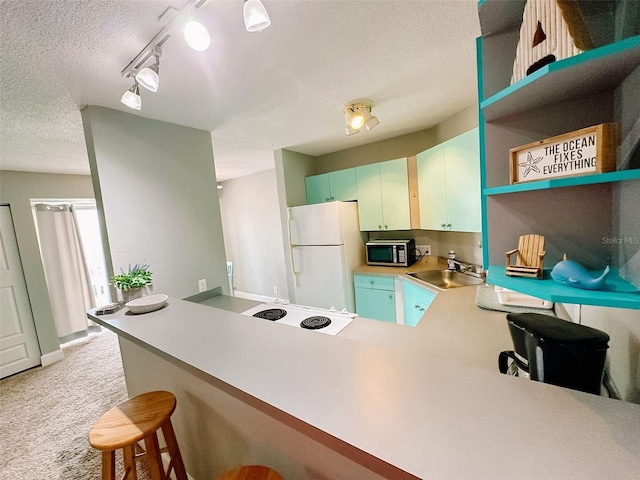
[384, 225, 388, 230]
[325, 197, 330, 202]
[378, 225, 382, 229]
[446, 223, 452, 229]
[441, 223, 446, 228]
[330, 196, 334, 200]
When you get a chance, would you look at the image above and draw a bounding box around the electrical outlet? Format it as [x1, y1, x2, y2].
[198, 279, 207, 292]
[273, 286, 278, 294]
[416, 244, 431, 256]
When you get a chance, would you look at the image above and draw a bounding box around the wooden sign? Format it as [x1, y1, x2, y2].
[509, 124, 617, 184]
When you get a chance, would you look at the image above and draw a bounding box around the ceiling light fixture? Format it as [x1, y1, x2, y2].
[135, 47, 161, 92]
[243, 0, 271, 32]
[119, 0, 271, 110]
[343, 100, 379, 136]
[184, 19, 211, 51]
[120, 0, 211, 110]
[121, 81, 142, 110]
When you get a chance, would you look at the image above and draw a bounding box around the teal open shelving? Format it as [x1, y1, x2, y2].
[484, 169, 640, 196]
[478, 1, 639, 311]
[481, 35, 640, 121]
[487, 266, 640, 310]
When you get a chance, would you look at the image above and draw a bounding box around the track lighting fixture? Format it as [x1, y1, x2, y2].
[244, 0, 271, 32]
[121, 81, 142, 110]
[135, 48, 161, 92]
[343, 100, 379, 136]
[119, 0, 273, 110]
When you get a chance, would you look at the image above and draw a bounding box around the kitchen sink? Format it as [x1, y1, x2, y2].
[406, 269, 484, 290]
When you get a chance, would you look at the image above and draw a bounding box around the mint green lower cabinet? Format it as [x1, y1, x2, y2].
[402, 279, 436, 327]
[354, 274, 396, 323]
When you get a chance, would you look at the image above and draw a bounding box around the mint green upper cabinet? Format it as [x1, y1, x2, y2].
[355, 163, 384, 230]
[356, 158, 410, 231]
[329, 169, 357, 201]
[306, 174, 331, 204]
[305, 169, 357, 204]
[417, 128, 481, 232]
[416, 145, 447, 230]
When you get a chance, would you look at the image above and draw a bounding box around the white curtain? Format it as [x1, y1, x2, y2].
[34, 204, 96, 340]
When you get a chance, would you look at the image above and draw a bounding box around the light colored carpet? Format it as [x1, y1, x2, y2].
[0, 330, 152, 480]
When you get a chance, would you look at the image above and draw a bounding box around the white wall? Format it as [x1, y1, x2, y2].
[219, 169, 288, 299]
[81, 106, 228, 300]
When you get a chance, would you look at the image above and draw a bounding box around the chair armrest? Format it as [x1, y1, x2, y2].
[538, 250, 546, 258]
[506, 249, 518, 255]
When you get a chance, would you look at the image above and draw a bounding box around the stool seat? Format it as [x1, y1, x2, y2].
[89, 390, 176, 450]
[89, 391, 187, 480]
[217, 465, 284, 480]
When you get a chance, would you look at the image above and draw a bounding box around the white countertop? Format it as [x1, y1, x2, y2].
[89, 289, 640, 479]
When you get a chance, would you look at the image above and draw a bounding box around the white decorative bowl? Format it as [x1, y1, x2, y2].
[125, 293, 168, 314]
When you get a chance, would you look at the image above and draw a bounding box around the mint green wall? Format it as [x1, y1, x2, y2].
[81, 106, 228, 300]
[0, 171, 94, 355]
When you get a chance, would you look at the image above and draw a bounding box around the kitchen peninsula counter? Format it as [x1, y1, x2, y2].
[89, 292, 640, 479]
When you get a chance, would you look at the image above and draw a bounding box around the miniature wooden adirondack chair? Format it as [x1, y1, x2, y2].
[505, 234, 546, 279]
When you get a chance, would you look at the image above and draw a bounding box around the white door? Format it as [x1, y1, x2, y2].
[0, 206, 41, 378]
[292, 245, 349, 310]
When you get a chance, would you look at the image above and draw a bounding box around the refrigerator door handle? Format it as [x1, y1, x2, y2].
[287, 210, 300, 287]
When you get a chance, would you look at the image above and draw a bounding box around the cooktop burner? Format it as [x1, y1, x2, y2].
[300, 316, 332, 330]
[252, 308, 287, 321]
[241, 302, 355, 335]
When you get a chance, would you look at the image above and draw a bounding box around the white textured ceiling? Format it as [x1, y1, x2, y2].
[0, 0, 480, 181]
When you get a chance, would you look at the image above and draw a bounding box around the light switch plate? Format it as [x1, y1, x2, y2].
[198, 279, 207, 292]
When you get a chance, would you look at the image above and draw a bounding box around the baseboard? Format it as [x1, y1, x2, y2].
[233, 290, 279, 302]
[41, 349, 64, 367]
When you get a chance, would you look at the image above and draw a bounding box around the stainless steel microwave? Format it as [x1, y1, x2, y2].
[366, 239, 416, 267]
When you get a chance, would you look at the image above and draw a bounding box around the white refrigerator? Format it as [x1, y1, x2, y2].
[288, 201, 364, 312]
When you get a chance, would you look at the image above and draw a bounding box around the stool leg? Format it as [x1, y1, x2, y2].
[101, 450, 116, 480]
[123, 444, 138, 480]
[161, 420, 188, 480]
[143, 432, 165, 480]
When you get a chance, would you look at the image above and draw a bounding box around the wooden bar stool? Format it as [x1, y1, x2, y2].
[89, 390, 187, 480]
[217, 465, 284, 480]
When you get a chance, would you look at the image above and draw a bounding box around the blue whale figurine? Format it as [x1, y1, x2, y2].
[551, 256, 610, 290]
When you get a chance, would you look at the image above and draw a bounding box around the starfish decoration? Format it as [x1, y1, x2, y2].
[518, 152, 543, 177]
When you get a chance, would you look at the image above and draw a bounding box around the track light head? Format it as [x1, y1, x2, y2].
[343, 100, 378, 135]
[244, 0, 271, 32]
[135, 54, 161, 92]
[184, 20, 210, 51]
[121, 82, 142, 110]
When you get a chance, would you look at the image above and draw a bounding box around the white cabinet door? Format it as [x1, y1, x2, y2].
[0, 206, 41, 378]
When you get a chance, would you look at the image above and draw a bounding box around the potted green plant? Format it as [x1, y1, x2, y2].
[110, 263, 153, 303]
